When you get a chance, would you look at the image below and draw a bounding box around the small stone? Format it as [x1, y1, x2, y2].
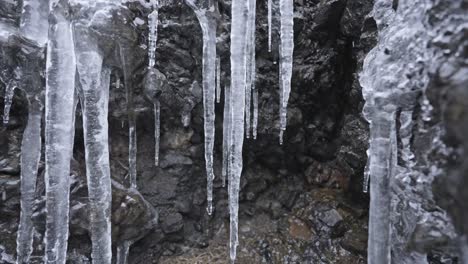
[161, 213, 184, 234]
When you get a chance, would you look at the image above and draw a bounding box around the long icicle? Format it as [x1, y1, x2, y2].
[16, 98, 43, 264]
[75, 21, 113, 262]
[120, 44, 138, 189]
[44, 2, 77, 262]
[252, 88, 258, 139]
[222, 84, 231, 188]
[147, 3, 161, 166]
[185, 0, 217, 216]
[216, 56, 221, 103]
[278, 0, 294, 144]
[244, 0, 256, 139]
[268, 0, 272, 52]
[16, 0, 49, 259]
[229, 0, 249, 261]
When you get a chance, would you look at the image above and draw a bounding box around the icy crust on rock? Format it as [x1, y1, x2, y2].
[361, 0, 466, 263]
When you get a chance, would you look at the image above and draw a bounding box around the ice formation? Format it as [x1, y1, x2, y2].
[267, 0, 272, 52]
[44, 2, 77, 262]
[184, 0, 217, 216]
[278, 0, 294, 144]
[145, 3, 161, 166]
[15, 1, 49, 263]
[0, 0, 299, 262]
[2, 79, 16, 125]
[222, 84, 231, 188]
[244, 0, 256, 139]
[74, 22, 113, 264]
[120, 45, 138, 189]
[216, 56, 221, 103]
[228, 0, 249, 261]
[360, 0, 431, 262]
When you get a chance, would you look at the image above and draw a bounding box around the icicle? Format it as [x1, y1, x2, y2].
[229, 0, 249, 261]
[268, 0, 272, 52]
[154, 101, 160, 165]
[252, 88, 258, 139]
[278, 0, 294, 142]
[148, 4, 159, 68]
[144, 69, 162, 166]
[16, 99, 43, 264]
[366, 112, 397, 263]
[120, 45, 138, 189]
[222, 84, 231, 188]
[2, 80, 16, 125]
[116, 241, 132, 264]
[216, 56, 221, 104]
[44, 2, 77, 263]
[244, 0, 256, 139]
[75, 21, 112, 263]
[185, 0, 217, 216]
[145, 3, 161, 167]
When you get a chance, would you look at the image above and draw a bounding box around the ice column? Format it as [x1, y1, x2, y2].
[185, 0, 217, 215]
[229, 0, 248, 261]
[74, 24, 112, 264]
[44, 2, 77, 263]
[278, 0, 294, 144]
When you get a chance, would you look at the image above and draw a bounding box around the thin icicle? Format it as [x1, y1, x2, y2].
[116, 241, 131, 264]
[184, 0, 217, 216]
[244, 0, 256, 139]
[16, 99, 42, 264]
[252, 88, 258, 139]
[222, 84, 231, 188]
[229, 0, 249, 261]
[268, 0, 272, 52]
[216, 56, 221, 103]
[154, 101, 160, 165]
[146, 3, 161, 167]
[148, 4, 159, 68]
[278, 0, 294, 142]
[2, 80, 16, 125]
[44, 2, 77, 262]
[120, 45, 138, 189]
[144, 69, 162, 166]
